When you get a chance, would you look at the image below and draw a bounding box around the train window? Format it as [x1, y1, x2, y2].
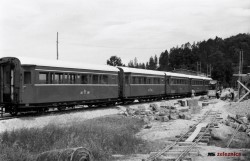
[125, 76, 129, 84]
[100, 75, 108, 84]
[138, 77, 143, 84]
[24, 71, 31, 84]
[64, 74, 68, 84]
[93, 75, 99, 84]
[54, 73, 63, 84]
[39, 73, 48, 84]
[69, 74, 76, 84]
[81, 74, 89, 84]
[111, 75, 117, 84]
[147, 78, 151, 84]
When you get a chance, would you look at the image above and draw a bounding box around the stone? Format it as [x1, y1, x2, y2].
[126, 107, 135, 115]
[158, 109, 170, 116]
[230, 122, 238, 129]
[169, 113, 178, 120]
[138, 105, 146, 111]
[225, 120, 230, 126]
[176, 106, 189, 112]
[211, 128, 228, 140]
[239, 117, 248, 124]
[184, 113, 191, 120]
[161, 116, 170, 122]
[179, 112, 185, 119]
[236, 114, 244, 119]
[246, 129, 250, 133]
[148, 115, 155, 121]
[247, 113, 250, 122]
[155, 115, 161, 121]
[144, 124, 152, 129]
[239, 125, 247, 132]
[150, 103, 160, 111]
[187, 99, 198, 107]
[248, 132, 250, 137]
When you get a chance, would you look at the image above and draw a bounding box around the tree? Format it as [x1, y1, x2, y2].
[107, 56, 123, 66]
[147, 56, 157, 70]
[158, 50, 169, 71]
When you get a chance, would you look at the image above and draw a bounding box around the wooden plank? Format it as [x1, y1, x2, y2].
[185, 123, 208, 142]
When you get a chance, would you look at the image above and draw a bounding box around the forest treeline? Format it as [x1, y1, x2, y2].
[107, 33, 250, 86]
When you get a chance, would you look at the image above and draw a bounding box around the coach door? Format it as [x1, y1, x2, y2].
[0, 58, 21, 104]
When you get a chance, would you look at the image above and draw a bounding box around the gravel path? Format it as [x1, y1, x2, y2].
[0, 107, 120, 133]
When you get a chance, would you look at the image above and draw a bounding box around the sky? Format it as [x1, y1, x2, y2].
[0, 0, 250, 65]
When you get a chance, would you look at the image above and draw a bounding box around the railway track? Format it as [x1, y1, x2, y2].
[144, 108, 222, 161]
[0, 96, 192, 121]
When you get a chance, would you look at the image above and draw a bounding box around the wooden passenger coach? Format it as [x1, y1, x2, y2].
[118, 67, 165, 102]
[0, 56, 212, 115]
[0, 57, 120, 114]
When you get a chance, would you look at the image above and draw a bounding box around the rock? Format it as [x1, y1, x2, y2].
[187, 99, 198, 107]
[158, 109, 170, 116]
[179, 112, 185, 119]
[144, 124, 152, 129]
[171, 106, 177, 110]
[211, 128, 228, 140]
[161, 116, 170, 122]
[170, 109, 177, 113]
[138, 105, 146, 111]
[176, 106, 189, 113]
[148, 115, 155, 121]
[246, 129, 250, 133]
[169, 113, 178, 120]
[184, 113, 191, 120]
[126, 107, 135, 115]
[225, 120, 230, 126]
[239, 125, 247, 132]
[236, 114, 244, 119]
[155, 115, 161, 121]
[248, 132, 250, 137]
[231, 122, 239, 129]
[239, 117, 248, 124]
[143, 117, 150, 123]
[150, 104, 161, 111]
[247, 113, 250, 122]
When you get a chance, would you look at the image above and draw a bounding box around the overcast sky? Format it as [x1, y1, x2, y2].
[0, 0, 250, 65]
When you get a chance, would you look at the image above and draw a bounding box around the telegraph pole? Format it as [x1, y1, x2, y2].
[57, 32, 59, 60]
[238, 50, 243, 99]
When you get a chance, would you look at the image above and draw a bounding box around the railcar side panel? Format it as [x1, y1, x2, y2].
[22, 85, 118, 104]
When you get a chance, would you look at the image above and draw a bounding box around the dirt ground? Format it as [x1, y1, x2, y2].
[116, 98, 250, 161]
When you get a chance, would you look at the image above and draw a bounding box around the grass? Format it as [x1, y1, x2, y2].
[0, 115, 147, 161]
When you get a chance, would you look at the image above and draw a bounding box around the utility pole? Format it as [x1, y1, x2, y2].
[56, 32, 59, 60]
[238, 50, 243, 99]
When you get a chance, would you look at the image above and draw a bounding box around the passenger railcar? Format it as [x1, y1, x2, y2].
[118, 67, 165, 102]
[165, 72, 191, 96]
[0, 57, 212, 115]
[0, 57, 119, 115]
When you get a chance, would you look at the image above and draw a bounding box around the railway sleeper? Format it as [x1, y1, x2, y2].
[150, 151, 199, 157]
[153, 156, 194, 161]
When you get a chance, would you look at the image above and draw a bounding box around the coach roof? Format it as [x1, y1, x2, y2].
[118, 66, 165, 76]
[15, 57, 119, 72]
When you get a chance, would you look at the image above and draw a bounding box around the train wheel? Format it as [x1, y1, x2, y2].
[9, 106, 18, 116]
[57, 106, 66, 111]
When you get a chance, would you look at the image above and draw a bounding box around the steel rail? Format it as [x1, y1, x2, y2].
[144, 109, 214, 161]
[175, 110, 219, 161]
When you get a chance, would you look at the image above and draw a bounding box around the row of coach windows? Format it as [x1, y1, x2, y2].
[38, 72, 117, 84]
[192, 80, 203, 85]
[171, 79, 188, 85]
[131, 77, 163, 84]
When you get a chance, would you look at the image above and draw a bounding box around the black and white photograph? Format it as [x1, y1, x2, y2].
[0, 0, 250, 160]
